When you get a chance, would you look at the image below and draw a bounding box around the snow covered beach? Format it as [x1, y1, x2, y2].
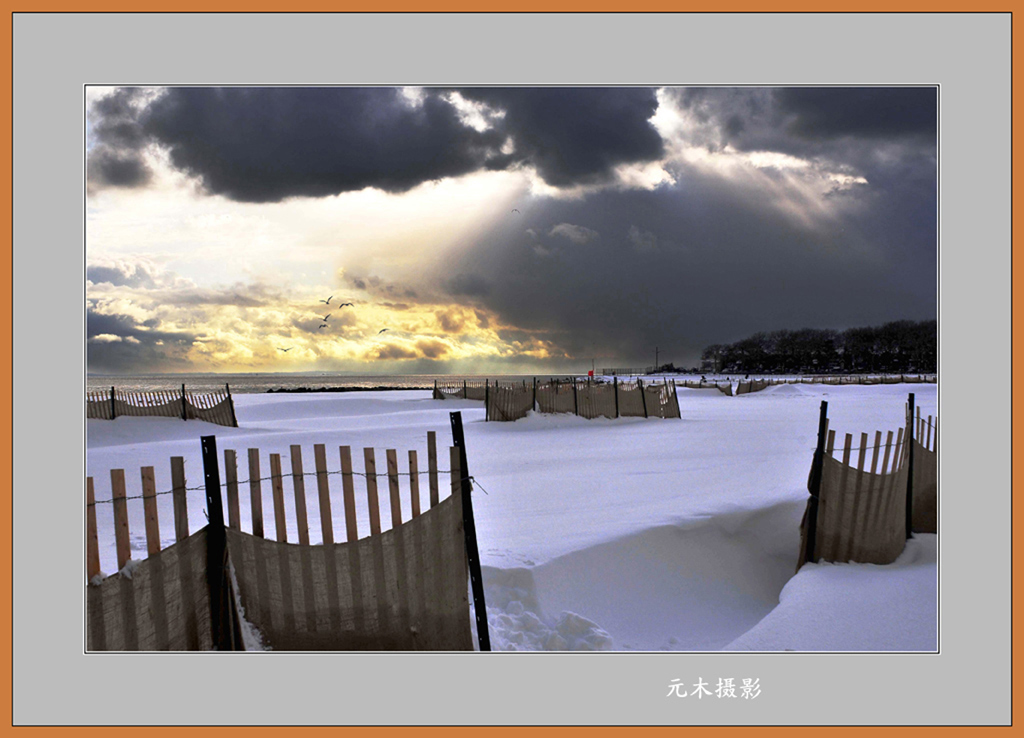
[85, 380, 937, 652]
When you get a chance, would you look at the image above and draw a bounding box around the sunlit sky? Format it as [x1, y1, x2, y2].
[86, 86, 936, 375]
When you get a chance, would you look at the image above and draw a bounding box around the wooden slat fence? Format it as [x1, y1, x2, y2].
[801, 425, 910, 567]
[87, 385, 238, 427]
[735, 379, 771, 395]
[485, 381, 534, 421]
[535, 379, 577, 415]
[575, 380, 617, 420]
[432, 379, 487, 401]
[798, 400, 938, 570]
[87, 430, 477, 651]
[484, 377, 681, 421]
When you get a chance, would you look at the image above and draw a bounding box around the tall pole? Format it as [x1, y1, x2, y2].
[906, 392, 915, 539]
[449, 412, 491, 651]
[225, 383, 238, 427]
[200, 435, 241, 650]
[804, 401, 829, 566]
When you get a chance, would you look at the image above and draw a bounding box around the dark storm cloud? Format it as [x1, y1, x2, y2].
[87, 88, 154, 188]
[88, 147, 152, 188]
[87, 305, 192, 343]
[139, 87, 513, 202]
[455, 88, 664, 187]
[87, 309, 140, 339]
[88, 87, 665, 200]
[668, 87, 936, 169]
[425, 150, 936, 368]
[775, 87, 936, 140]
[87, 305, 197, 373]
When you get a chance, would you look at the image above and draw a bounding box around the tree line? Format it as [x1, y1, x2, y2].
[700, 320, 937, 374]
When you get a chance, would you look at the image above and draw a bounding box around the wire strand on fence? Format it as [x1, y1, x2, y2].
[85, 468, 484, 506]
[87, 432, 936, 505]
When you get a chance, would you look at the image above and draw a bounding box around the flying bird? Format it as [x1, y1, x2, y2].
[319, 295, 333, 305]
[378, 328, 388, 334]
[317, 313, 331, 322]
[318, 324, 328, 330]
[338, 302, 354, 307]
[278, 347, 293, 352]
[511, 208, 520, 214]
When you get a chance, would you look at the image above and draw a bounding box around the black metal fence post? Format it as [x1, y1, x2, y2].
[181, 383, 188, 421]
[449, 411, 491, 652]
[200, 435, 241, 650]
[532, 377, 537, 412]
[485, 380, 489, 422]
[572, 378, 578, 416]
[804, 401, 829, 566]
[110, 386, 116, 420]
[613, 376, 619, 418]
[906, 392, 915, 539]
[463, 380, 468, 399]
[638, 378, 648, 418]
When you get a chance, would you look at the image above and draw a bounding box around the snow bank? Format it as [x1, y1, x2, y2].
[86, 383, 937, 651]
[724, 534, 937, 652]
[479, 499, 804, 651]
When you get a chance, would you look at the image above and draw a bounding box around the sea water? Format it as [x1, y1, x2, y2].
[85, 372, 572, 394]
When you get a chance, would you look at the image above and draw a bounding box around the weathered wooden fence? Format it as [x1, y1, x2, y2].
[798, 394, 937, 570]
[486, 381, 535, 422]
[87, 421, 487, 651]
[535, 379, 578, 415]
[86, 385, 238, 427]
[735, 379, 772, 395]
[484, 377, 681, 422]
[432, 379, 488, 401]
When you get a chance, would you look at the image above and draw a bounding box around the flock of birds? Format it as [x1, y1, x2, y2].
[278, 294, 387, 353]
[277, 210, 521, 355]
